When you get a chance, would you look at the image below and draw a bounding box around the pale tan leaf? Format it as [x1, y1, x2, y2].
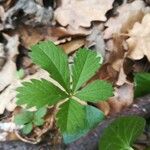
[0, 60, 16, 92]
[104, 0, 145, 39]
[60, 38, 85, 54]
[127, 13, 150, 61]
[55, 0, 114, 33]
[3, 34, 19, 59]
[108, 83, 134, 113]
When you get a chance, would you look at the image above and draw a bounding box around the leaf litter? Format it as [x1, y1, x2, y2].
[0, 0, 150, 148]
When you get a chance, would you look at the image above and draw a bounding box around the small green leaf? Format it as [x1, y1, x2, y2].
[134, 73, 150, 98]
[17, 79, 67, 108]
[56, 99, 86, 134]
[14, 111, 33, 125]
[72, 48, 101, 91]
[35, 107, 47, 118]
[33, 118, 44, 126]
[30, 41, 70, 91]
[99, 116, 145, 150]
[63, 105, 104, 144]
[22, 123, 33, 135]
[75, 80, 113, 102]
[16, 69, 25, 79]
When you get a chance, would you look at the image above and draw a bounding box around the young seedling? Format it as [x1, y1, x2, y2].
[14, 41, 113, 143]
[99, 116, 146, 150]
[15, 107, 47, 134]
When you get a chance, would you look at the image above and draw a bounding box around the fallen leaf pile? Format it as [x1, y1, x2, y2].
[0, 0, 150, 146]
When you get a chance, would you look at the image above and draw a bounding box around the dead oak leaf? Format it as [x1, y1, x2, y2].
[104, 0, 145, 39]
[55, 0, 114, 33]
[127, 13, 150, 61]
[108, 83, 134, 114]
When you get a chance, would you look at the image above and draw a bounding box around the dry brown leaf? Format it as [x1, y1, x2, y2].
[108, 83, 134, 114]
[19, 26, 46, 49]
[127, 13, 150, 61]
[0, 43, 6, 70]
[55, 0, 114, 34]
[104, 0, 145, 39]
[60, 38, 85, 54]
[0, 6, 5, 30]
[116, 67, 127, 86]
[18, 25, 78, 49]
[86, 24, 106, 57]
[0, 33, 19, 92]
[0, 60, 16, 92]
[96, 102, 110, 116]
[3, 34, 19, 59]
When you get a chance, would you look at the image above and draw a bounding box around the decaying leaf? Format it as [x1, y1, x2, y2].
[108, 83, 134, 113]
[55, 0, 114, 34]
[4, 0, 53, 26]
[0, 6, 5, 30]
[60, 38, 85, 54]
[3, 34, 19, 59]
[127, 13, 150, 61]
[86, 24, 106, 57]
[0, 43, 5, 70]
[0, 60, 16, 92]
[0, 34, 19, 91]
[104, 0, 145, 39]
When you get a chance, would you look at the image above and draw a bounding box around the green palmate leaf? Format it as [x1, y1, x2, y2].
[72, 48, 101, 91]
[134, 72, 150, 98]
[16, 69, 25, 79]
[14, 111, 33, 125]
[35, 107, 47, 118]
[63, 105, 104, 144]
[17, 79, 67, 108]
[99, 116, 145, 150]
[75, 80, 113, 102]
[56, 99, 86, 134]
[30, 41, 70, 91]
[33, 118, 44, 126]
[22, 123, 33, 135]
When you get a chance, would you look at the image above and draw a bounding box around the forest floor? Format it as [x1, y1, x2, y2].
[0, 0, 150, 150]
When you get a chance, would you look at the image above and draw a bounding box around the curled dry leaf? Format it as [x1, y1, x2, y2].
[127, 13, 150, 61]
[18, 25, 78, 49]
[104, 0, 145, 39]
[86, 24, 106, 57]
[96, 101, 110, 116]
[55, 0, 114, 34]
[116, 67, 127, 86]
[108, 83, 134, 114]
[0, 60, 16, 92]
[0, 6, 5, 31]
[60, 38, 85, 54]
[3, 34, 19, 59]
[0, 43, 5, 70]
[0, 34, 19, 92]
